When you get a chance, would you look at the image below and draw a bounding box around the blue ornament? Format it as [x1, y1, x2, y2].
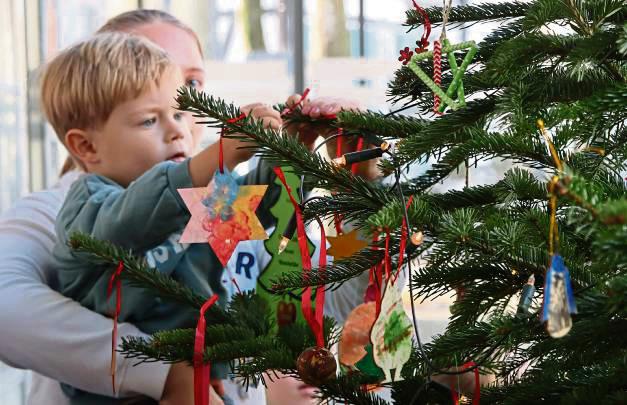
[541, 255, 577, 338]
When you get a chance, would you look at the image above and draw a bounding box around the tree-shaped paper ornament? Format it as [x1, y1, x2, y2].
[256, 167, 315, 327]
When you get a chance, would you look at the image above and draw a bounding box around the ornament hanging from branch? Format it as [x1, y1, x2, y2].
[408, 0, 477, 113]
[257, 167, 315, 330]
[542, 255, 577, 338]
[273, 167, 337, 385]
[409, 39, 477, 113]
[327, 230, 369, 260]
[178, 170, 268, 266]
[538, 121, 577, 338]
[339, 301, 378, 367]
[178, 118, 267, 266]
[370, 279, 413, 382]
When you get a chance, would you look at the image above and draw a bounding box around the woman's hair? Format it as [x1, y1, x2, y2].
[60, 9, 202, 175]
[97, 9, 203, 57]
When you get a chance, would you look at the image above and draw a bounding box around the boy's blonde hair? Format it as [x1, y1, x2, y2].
[41, 32, 174, 142]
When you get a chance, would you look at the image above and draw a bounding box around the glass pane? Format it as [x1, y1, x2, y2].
[141, 0, 295, 175]
[303, 0, 414, 111]
[38, 0, 139, 187]
[0, 0, 29, 212]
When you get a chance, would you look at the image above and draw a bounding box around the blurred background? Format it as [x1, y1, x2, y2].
[0, 0, 498, 403]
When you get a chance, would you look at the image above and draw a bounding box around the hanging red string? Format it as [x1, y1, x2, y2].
[351, 137, 365, 175]
[274, 167, 325, 347]
[106, 261, 124, 394]
[223, 266, 242, 295]
[282, 88, 311, 116]
[412, 0, 431, 53]
[333, 129, 344, 234]
[393, 195, 414, 284]
[218, 113, 247, 174]
[336, 129, 343, 158]
[384, 231, 393, 281]
[450, 361, 481, 405]
[364, 231, 383, 317]
[312, 219, 327, 346]
[194, 295, 220, 405]
[398, 2, 430, 64]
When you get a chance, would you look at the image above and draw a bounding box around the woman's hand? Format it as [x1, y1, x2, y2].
[283, 94, 381, 179]
[283, 94, 362, 150]
[159, 362, 224, 405]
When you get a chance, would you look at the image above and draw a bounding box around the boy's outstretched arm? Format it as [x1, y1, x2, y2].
[189, 103, 281, 186]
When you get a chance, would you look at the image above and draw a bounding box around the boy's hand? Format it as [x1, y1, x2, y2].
[160, 362, 224, 405]
[283, 94, 362, 150]
[222, 103, 282, 166]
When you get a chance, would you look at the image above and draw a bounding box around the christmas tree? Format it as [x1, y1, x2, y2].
[70, 1, 627, 403]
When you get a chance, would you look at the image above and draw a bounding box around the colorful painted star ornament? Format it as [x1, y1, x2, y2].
[178, 169, 268, 266]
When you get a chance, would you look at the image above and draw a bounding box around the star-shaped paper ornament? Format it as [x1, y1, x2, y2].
[408, 39, 477, 112]
[327, 230, 369, 260]
[178, 170, 268, 266]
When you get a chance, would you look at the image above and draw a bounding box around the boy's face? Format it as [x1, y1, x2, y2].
[88, 68, 194, 187]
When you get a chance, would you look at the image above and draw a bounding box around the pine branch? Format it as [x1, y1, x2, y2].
[270, 248, 385, 293]
[176, 88, 392, 208]
[336, 111, 427, 140]
[315, 374, 390, 405]
[303, 194, 379, 228]
[405, 2, 529, 29]
[68, 233, 226, 319]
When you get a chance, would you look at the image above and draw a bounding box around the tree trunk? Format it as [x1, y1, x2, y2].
[313, 0, 350, 58]
[240, 0, 266, 53]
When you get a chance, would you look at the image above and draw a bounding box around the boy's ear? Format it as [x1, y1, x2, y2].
[64, 129, 99, 167]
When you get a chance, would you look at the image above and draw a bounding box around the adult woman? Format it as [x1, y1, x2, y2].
[0, 9, 359, 405]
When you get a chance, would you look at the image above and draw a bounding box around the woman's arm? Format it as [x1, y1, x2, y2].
[0, 180, 170, 400]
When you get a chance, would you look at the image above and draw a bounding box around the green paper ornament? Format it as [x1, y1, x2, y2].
[408, 39, 477, 112]
[256, 166, 315, 329]
[371, 280, 413, 383]
[355, 343, 385, 383]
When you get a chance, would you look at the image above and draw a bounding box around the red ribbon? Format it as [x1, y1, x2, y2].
[282, 88, 311, 116]
[106, 261, 124, 394]
[384, 232, 392, 281]
[351, 137, 365, 175]
[273, 167, 325, 347]
[366, 232, 384, 317]
[218, 113, 247, 173]
[336, 129, 343, 158]
[450, 361, 480, 405]
[393, 195, 414, 284]
[412, 1, 432, 52]
[194, 295, 220, 405]
[312, 220, 327, 346]
[333, 129, 344, 234]
[333, 213, 344, 235]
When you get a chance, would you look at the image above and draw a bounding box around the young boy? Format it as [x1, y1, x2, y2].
[43, 32, 278, 404]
